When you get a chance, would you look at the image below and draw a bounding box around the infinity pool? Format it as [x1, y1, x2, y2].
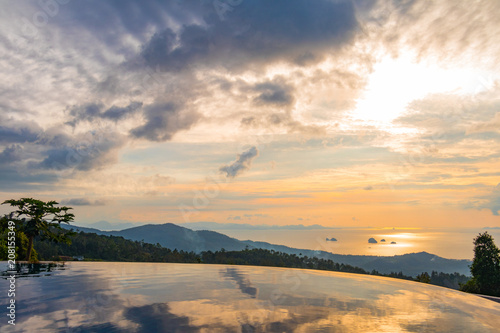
[1, 262, 499, 332]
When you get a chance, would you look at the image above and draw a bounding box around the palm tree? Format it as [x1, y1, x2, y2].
[2, 198, 74, 261]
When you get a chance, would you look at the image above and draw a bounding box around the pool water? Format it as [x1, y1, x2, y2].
[1, 262, 499, 332]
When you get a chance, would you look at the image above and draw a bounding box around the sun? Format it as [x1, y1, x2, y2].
[351, 51, 491, 126]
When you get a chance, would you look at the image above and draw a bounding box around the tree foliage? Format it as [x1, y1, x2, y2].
[461, 232, 500, 296]
[35, 231, 199, 263]
[2, 198, 74, 261]
[0, 215, 38, 261]
[416, 272, 431, 283]
[29, 229, 470, 290]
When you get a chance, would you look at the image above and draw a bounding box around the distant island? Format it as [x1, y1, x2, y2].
[26, 228, 470, 291]
[57, 223, 472, 277]
[368, 238, 378, 244]
[180, 222, 331, 230]
[326, 237, 338, 242]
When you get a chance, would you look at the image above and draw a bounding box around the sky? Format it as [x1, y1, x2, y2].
[0, 0, 500, 229]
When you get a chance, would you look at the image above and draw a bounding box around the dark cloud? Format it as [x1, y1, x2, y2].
[67, 101, 143, 126]
[0, 118, 42, 143]
[221, 267, 258, 298]
[51, 0, 202, 57]
[0, 166, 58, 191]
[141, 25, 210, 72]
[124, 303, 199, 333]
[220, 146, 259, 178]
[130, 102, 200, 141]
[102, 102, 143, 120]
[61, 198, 107, 206]
[293, 51, 321, 66]
[68, 103, 102, 125]
[35, 131, 124, 171]
[253, 81, 294, 106]
[0, 144, 23, 164]
[139, 0, 360, 72]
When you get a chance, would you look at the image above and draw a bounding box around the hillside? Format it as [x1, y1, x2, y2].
[63, 223, 248, 252]
[109, 223, 248, 252]
[63, 223, 471, 276]
[242, 240, 471, 276]
[32, 231, 469, 290]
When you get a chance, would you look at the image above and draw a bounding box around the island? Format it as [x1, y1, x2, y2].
[368, 238, 378, 244]
[326, 237, 338, 242]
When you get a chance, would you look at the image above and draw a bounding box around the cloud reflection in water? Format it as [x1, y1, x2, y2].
[1, 262, 499, 332]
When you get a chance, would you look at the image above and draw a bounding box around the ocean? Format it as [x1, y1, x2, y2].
[213, 227, 500, 260]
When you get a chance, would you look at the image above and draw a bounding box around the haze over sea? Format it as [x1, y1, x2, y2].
[203, 227, 500, 260]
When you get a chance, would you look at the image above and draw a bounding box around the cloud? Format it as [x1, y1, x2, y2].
[467, 112, 500, 134]
[220, 146, 259, 178]
[130, 102, 201, 141]
[139, 0, 360, 72]
[222, 267, 258, 298]
[0, 144, 23, 164]
[467, 183, 500, 216]
[35, 130, 124, 171]
[61, 198, 107, 206]
[253, 81, 294, 106]
[360, 0, 500, 68]
[67, 101, 143, 126]
[0, 117, 42, 144]
[124, 303, 197, 332]
[394, 91, 500, 156]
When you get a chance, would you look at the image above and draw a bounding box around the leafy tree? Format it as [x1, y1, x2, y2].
[2, 198, 74, 261]
[461, 232, 500, 296]
[415, 272, 431, 283]
[1, 214, 38, 261]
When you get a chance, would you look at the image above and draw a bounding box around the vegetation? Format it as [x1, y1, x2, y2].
[34, 231, 200, 263]
[0, 196, 470, 292]
[415, 272, 431, 283]
[0, 215, 38, 261]
[1, 198, 75, 261]
[22, 229, 469, 290]
[201, 247, 369, 274]
[460, 232, 500, 296]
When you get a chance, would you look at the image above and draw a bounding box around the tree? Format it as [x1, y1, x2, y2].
[415, 272, 431, 283]
[461, 232, 500, 296]
[0, 214, 38, 261]
[2, 198, 75, 261]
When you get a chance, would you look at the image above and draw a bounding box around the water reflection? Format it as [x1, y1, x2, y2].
[221, 267, 258, 298]
[1, 262, 66, 278]
[0, 262, 499, 332]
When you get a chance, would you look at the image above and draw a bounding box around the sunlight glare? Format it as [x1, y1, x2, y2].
[352, 53, 488, 124]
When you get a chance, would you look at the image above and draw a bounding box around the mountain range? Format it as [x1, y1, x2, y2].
[179, 222, 330, 230]
[62, 222, 471, 277]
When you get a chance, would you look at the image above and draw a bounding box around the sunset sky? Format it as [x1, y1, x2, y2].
[1, 0, 499, 229]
